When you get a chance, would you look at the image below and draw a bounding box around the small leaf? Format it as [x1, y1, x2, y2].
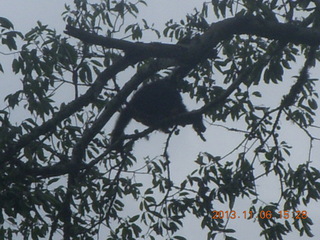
[129, 215, 139, 222]
[0, 17, 14, 29]
[308, 99, 317, 110]
[252, 91, 262, 97]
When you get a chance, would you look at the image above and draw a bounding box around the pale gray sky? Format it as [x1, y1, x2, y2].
[1, 1, 320, 240]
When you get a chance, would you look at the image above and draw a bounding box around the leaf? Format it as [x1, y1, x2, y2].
[0, 17, 14, 29]
[252, 91, 262, 97]
[308, 99, 317, 110]
[129, 215, 139, 222]
[174, 236, 187, 240]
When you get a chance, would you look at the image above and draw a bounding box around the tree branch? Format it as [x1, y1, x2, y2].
[70, 59, 175, 166]
[1, 56, 138, 164]
[65, 25, 187, 60]
[66, 15, 320, 64]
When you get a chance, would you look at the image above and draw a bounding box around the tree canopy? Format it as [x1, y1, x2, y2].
[1, 0, 320, 239]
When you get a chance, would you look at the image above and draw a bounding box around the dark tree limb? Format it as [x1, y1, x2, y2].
[65, 25, 187, 60]
[1, 56, 137, 164]
[70, 59, 177, 166]
[21, 59, 178, 177]
[66, 15, 320, 63]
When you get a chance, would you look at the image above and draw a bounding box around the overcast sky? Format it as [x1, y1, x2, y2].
[1, 1, 320, 240]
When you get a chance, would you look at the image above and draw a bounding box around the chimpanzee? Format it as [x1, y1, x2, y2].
[111, 79, 206, 149]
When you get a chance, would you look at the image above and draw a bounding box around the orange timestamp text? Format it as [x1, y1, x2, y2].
[212, 210, 308, 220]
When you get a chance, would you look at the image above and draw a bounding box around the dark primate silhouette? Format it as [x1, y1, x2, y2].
[111, 79, 206, 149]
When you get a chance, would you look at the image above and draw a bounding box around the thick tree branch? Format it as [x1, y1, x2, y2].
[66, 15, 320, 64]
[1, 56, 138, 164]
[213, 15, 320, 46]
[65, 25, 187, 60]
[71, 60, 198, 165]
[22, 59, 178, 177]
[70, 59, 176, 166]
